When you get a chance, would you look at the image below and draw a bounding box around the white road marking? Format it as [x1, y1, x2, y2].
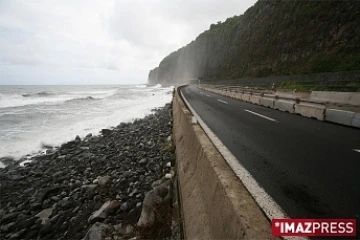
[353, 149, 360, 153]
[206, 94, 211, 98]
[217, 99, 228, 104]
[199, 91, 204, 94]
[180, 89, 307, 240]
[245, 109, 277, 122]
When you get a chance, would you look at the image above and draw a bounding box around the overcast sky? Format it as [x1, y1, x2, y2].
[0, 0, 256, 85]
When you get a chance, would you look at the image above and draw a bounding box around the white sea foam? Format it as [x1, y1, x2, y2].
[0, 89, 118, 108]
[153, 84, 162, 88]
[0, 85, 174, 164]
[135, 84, 147, 88]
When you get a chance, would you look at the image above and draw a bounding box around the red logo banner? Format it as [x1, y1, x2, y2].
[272, 219, 356, 237]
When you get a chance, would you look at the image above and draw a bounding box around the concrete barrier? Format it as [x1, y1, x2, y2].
[275, 89, 311, 99]
[234, 92, 243, 100]
[173, 88, 275, 240]
[325, 109, 355, 126]
[274, 98, 295, 113]
[310, 91, 360, 106]
[200, 85, 360, 128]
[259, 94, 275, 108]
[294, 102, 325, 120]
[250, 93, 261, 105]
[351, 113, 360, 128]
[242, 92, 251, 102]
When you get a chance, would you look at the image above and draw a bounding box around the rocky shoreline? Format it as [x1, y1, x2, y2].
[0, 102, 179, 240]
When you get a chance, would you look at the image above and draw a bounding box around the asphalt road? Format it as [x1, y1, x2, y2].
[181, 85, 360, 222]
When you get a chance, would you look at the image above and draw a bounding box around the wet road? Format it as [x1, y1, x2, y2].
[182, 85, 360, 223]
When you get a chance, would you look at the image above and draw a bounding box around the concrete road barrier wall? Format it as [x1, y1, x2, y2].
[235, 92, 243, 100]
[242, 92, 251, 102]
[325, 109, 355, 126]
[173, 88, 275, 240]
[294, 102, 325, 120]
[275, 89, 311, 99]
[250, 93, 261, 105]
[351, 113, 360, 128]
[260, 94, 275, 108]
[201, 85, 359, 128]
[274, 99, 295, 113]
[310, 91, 360, 106]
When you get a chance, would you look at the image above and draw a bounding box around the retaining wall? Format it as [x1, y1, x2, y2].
[173, 88, 275, 240]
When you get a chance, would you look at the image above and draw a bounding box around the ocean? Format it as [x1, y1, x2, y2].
[0, 84, 173, 167]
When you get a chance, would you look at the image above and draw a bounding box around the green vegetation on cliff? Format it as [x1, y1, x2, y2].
[148, 0, 360, 85]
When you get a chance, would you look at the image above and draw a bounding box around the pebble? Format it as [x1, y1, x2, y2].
[97, 176, 111, 187]
[120, 202, 129, 211]
[0, 104, 175, 240]
[139, 158, 147, 165]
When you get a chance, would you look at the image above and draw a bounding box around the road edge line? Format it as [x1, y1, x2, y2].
[180, 87, 307, 240]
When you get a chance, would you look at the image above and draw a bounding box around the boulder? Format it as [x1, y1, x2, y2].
[101, 129, 112, 136]
[82, 222, 112, 240]
[88, 199, 121, 224]
[0, 222, 16, 232]
[137, 179, 173, 238]
[97, 176, 111, 187]
[81, 184, 98, 193]
[1, 212, 19, 224]
[35, 207, 54, 224]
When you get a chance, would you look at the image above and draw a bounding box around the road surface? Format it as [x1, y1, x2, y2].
[181, 85, 360, 222]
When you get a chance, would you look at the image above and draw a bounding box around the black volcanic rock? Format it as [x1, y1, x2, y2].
[0, 103, 175, 240]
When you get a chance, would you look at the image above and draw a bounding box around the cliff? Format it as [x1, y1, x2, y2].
[148, 67, 159, 85]
[148, 0, 360, 85]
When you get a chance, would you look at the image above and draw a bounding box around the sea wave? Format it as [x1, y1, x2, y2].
[0, 93, 68, 108]
[0, 86, 172, 109]
[22, 91, 54, 97]
[65, 96, 100, 103]
[153, 84, 162, 88]
[0, 85, 174, 161]
[0, 90, 114, 108]
[0, 93, 100, 108]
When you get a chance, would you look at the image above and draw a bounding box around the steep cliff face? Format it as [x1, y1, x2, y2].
[148, 67, 158, 85]
[149, 0, 360, 84]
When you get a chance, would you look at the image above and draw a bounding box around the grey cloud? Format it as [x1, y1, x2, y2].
[0, 0, 256, 84]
